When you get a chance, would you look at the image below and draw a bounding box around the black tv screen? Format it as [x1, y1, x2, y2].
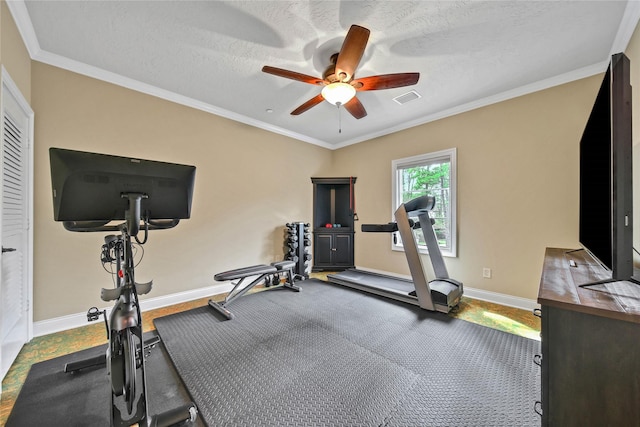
[579, 53, 633, 280]
[49, 148, 196, 222]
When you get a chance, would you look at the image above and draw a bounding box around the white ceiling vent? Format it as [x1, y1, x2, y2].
[393, 90, 422, 105]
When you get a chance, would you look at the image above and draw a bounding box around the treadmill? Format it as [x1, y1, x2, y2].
[327, 195, 463, 313]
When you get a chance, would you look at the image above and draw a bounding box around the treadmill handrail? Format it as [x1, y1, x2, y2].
[361, 223, 398, 233]
[362, 220, 420, 233]
[403, 195, 435, 217]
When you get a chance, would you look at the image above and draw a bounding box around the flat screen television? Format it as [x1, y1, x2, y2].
[579, 52, 633, 282]
[49, 148, 196, 225]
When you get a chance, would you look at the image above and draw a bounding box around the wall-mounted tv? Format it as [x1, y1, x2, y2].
[49, 148, 196, 225]
[579, 52, 633, 281]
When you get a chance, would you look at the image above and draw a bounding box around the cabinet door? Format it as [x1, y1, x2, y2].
[543, 305, 640, 426]
[314, 234, 333, 266]
[333, 234, 353, 266]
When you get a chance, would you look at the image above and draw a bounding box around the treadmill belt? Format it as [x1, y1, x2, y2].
[329, 269, 415, 295]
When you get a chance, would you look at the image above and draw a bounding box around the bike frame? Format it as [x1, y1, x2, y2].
[106, 225, 149, 426]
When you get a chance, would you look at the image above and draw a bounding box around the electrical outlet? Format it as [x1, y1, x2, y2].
[483, 267, 492, 279]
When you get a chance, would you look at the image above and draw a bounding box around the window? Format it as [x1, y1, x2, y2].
[391, 148, 457, 257]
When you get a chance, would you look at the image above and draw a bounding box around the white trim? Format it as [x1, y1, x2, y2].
[32, 269, 540, 336]
[0, 68, 34, 389]
[332, 61, 608, 149]
[5, 0, 622, 151]
[33, 50, 335, 150]
[0, 67, 34, 342]
[33, 282, 233, 337]
[31, 47, 608, 152]
[4, 0, 335, 150]
[611, 0, 640, 56]
[463, 287, 539, 312]
[354, 265, 538, 311]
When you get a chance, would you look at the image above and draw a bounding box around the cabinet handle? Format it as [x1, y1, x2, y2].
[534, 401, 542, 417]
[533, 354, 542, 367]
[331, 248, 337, 251]
[533, 308, 542, 318]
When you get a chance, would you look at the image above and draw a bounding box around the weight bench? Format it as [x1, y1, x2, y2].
[208, 260, 300, 320]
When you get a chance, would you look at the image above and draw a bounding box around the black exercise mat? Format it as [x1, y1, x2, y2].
[155, 279, 541, 426]
[6, 331, 205, 427]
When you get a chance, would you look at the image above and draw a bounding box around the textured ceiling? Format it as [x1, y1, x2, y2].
[8, 1, 640, 149]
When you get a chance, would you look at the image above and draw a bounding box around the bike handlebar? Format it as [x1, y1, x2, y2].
[63, 219, 180, 232]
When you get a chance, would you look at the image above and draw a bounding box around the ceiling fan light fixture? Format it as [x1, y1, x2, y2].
[321, 82, 356, 105]
[262, 25, 417, 119]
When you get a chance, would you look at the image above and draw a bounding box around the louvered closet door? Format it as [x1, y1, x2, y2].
[0, 73, 31, 383]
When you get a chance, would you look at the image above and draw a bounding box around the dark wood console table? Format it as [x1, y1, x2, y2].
[538, 247, 640, 426]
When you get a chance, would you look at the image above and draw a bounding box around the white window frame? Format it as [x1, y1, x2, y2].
[391, 147, 457, 257]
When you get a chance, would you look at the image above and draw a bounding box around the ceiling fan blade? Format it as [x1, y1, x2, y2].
[335, 25, 370, 82]
[291, 94, 325, 115]
[352, 73, 420, 91]
[262, 66, 324, 85]
[343, 96, 367, 119]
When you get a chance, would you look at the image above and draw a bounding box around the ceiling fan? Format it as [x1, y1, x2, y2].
[262, 25, 420, 119]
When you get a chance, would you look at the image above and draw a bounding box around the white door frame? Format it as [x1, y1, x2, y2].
[0, 66, 34, 390]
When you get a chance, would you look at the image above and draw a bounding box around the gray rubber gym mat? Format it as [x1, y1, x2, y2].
[154, 279, 541, 426]
[6, 331, 204, 426]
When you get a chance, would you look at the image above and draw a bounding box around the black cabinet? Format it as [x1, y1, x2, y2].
[313, 231, 353, 270]
[311, 177, 356, 271]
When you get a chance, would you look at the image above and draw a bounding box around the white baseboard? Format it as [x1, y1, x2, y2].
[462, 287, 539, 311]
[33, 282, 233, 337]
[33, 271, 540, 337]
[353, 266, 539, 311]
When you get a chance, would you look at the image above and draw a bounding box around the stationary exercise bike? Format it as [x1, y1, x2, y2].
[63, 195, 198, 426]
[49, 148, 198, 427]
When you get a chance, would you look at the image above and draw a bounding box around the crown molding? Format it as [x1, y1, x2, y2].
[7, 0, 637, 151]
[611, 0, 640, 55]
[332, 60, 607, 149]
[33, 48, 335, 149]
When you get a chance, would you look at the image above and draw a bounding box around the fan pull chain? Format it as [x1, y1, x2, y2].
[336, 102, 342, 133]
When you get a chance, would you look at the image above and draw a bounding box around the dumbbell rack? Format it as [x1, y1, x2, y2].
[284, 222, 311, 279]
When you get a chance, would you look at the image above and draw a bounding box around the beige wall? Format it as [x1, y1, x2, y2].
[328, 20, 640, 302]
[4, 3, 640, 320]
[0, 1, 30, 101]
[330, 77, 602, 300]
[31, 63, 332, 321]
